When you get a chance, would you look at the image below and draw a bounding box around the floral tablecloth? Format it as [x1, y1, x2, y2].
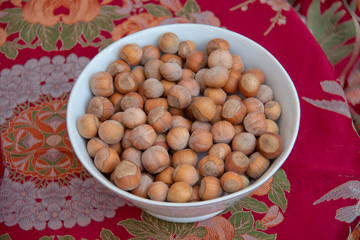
[1, 0, 360, 239]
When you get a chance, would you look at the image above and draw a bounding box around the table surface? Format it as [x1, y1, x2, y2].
[1, 0, 360, 239]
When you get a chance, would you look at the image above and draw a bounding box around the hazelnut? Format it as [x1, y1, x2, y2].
[204, 88, 227, 105]
[121, 147, 143, 171]
[221, 99, 247, 124]
[181, 68, 195, 79]
[168, 107, 185, 117]
[119, 43, 143, 66]
[142, 145, 170, 174]
[158, 32, 179, 54]
[243, 111, 267, 136]
[220, 172, 249, 193]
[231, 54, 244, 72]
[153, 133, 169, 151]
[255, 84, 274, 103]
[264, 100, 281, 121]
[204, 65, 229, 88]
[120, 92, 144, 111]
[121, 129, 132, 149]
[113, 160, 142, 191]
[148, 107, 173, 133]
[207, 49, 232, 69]
[167, 182, 193, 203]
[191, 97, 217, 122]
[166, 126, 190, 150]
[198, 155, 224, 177]
[160, 80, 176, 97]
[172, 164, 199, 186]
[223, 69, 242, 94]
[155, 166, 174, 185]
[239, 73, 261, 98]
[256, 132, 283, 159]
[246, 152, 270, 178]
[232, 132, 256, 156]
[171, 149, 198, 168]
[208, 143, 231, 160]
[190, 185, 201, 202]
[131, 66, 146, 85]
[86, 96, 114, 121]
[160, 54, 183, 67]
[106, 59, 130, 78]
[160, 62, 182, 81]
[210, 120, 235, 144]
[114, 71, 138, 94]
[89, 71, 114, 97]
[147, 181, 169, 201]
[109, 142, 122, 155]
[178, 40, 196, 59]
[76, 113, 99, 139]
[194, 68, 208, 92]
[87, 137, 108, 157]
[131, 172, 154, 198]
[98, 119, 124, 144]
[178, 78, 200, 97]
[109, 92, 124, 112]
[142, 78, 164, 99]
[244, 68, 265, 84]
[122, 107, 147, 129]
[144, 59, 163, 80]
[144, 98, 169, 113]
[199, 176, 222, 200]
[189, 129, 213, 152]
[190, 120, 211, 133]
[243, 97, 264, 114]
[94, 147, 120, 173]
[167, 85, 192, 109]
[206, 38, 230, 55]
[130, 124, 157, 150]
[265, 119, 279, 134]
[141, 45, 160, 65]
[210, 105, 223, 125]
[227, 94, 243, 102]
[224, 151, 250, 174]
[172, 115, 192, 131]
[233, 124, 245, 134]
[186, 50, 206, 73]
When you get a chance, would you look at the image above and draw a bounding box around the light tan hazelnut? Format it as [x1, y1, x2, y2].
[131, 172, 154, 198]
[255, 84, 274, 103]
[206, 38, 230, 55]
[195, 68, 208, 92]
[141, 45, 160, 65]
[239, 73, 261, 98]
[208, 143, 231, 160]
[208, 49, 232, 69]
[231, 54, 244, 72]
[155, 166, 174, 185]
[211, 120, 235, 144]
[204, 65, 229, 88]
[87, 137, 108, 157]
[160, 80, 176, 97]
[172, 115, 192, 131]
[173, 164, 199, 186]
[119, 43, 143, 66]
[210, 105, 223, 125]
[98, 119, 124, 144]
[147, 181, 169, 201]
[186, 50, 207, 73]
[191, 97, 217, 122]
[122, 107, 147, 129]
[167, 182, 193, 202]
[142, 78, 164, 99]
[131, 66, 146, 85]
[265, 119, 279, 134]
[109, 92, 124, 112]
[106, 59, 130, 78]
[189, 129, 213, 152]
[225, 151, 250, 174]
[223, 69, 242, 94]
[144, 58, 163, 80]
[221, 99, 247, 124]
[160, 62, 182, 81]
[109, 142, 122, 155]
[113, 160, 142, 191]
[121, 147, 143, 171]
[233, 124, 245, 134]
[246, 152, 270, 178]
[153, 133, 169, 151]
[264, 100, 281, 121]
[243, 97, 264, 114]
[168, 107, 185, 116]
[148, 107, 173, 133]
[198, 155, 224, 177]
[256, 132, 283, 159]
[130, 124, 157, 150]
[190, 185, 201, 201]
[190, 120, 211, 133]
[144, 98, 168, 114]
[178, 40, 196, 59]
[142, 145, 170, 174]
[86, 96, 114, 121]
[167, 85, 192, 109]
[181, 68, 195, 79]
[160, 54, 183, 67]
[166, 126, 190, 150]
[76, 113, 99, 139]
[159, 32, 179, 54]
[94, 147, 120, 173]
[204, 87, 227, 106]
[220, 171, 249, 193]
[199, 176, 222, 200]
[114, 71, 138, 94]
[244, 68, 265, 84]
[171, 149, 198, 168]
[120, 92, 144, 111]
[243, 111, 267, 136]
[227, 94, 243, 102]
[89, 71, 114, 97]
[232, 132, 256, 155]
[121, 129, 132, 149]
[178, 78, 200, 97]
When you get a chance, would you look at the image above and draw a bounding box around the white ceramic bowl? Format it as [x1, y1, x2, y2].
[66, 23, 300, 223]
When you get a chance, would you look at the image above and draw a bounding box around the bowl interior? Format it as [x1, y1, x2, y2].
[66, 23, 300, 210]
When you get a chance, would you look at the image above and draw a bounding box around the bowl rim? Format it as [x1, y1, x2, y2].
[67, 23, 301, 207]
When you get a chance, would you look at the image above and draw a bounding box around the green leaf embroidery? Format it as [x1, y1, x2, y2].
[0, 233, 11, 240]
[229, 211, 254, 235]
[39, 237, 55, 240]
[37, 24, 60, 51]
[247, 230, 277, 240]
[176, 0, 200, 20]
[93, 5, 126, 33]
[99, 38, 114, 52]
[20, 23, 40, 43]
[57, 236, 75, 240]
[144, 4, 173, 17]
[83, 21, 100, 42]
[272, 169, 290, 192]
[0, 8, 24, 35]
[100, 228, 120, 240]
[307, 0, 356, 65]
[268, 184, 287, 212]
[239, 196, 268, 214]
[61, 23, 82, 50]
[0, 42, 18, 59]
[119, 218, 166, 239]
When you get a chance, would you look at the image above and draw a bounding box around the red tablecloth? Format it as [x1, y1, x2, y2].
[1, 0, 360, 239]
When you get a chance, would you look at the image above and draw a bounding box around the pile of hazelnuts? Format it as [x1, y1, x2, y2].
[76, 32, 283, 203]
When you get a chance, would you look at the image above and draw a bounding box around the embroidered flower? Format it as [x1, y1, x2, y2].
[69, 178, 97, 200]
[10, 181, 37, 205]
[191, 11, 221, 26]
[36, 182, 69, 207]
[71, 196, 94, 227]
[260, 0, 291, 11]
